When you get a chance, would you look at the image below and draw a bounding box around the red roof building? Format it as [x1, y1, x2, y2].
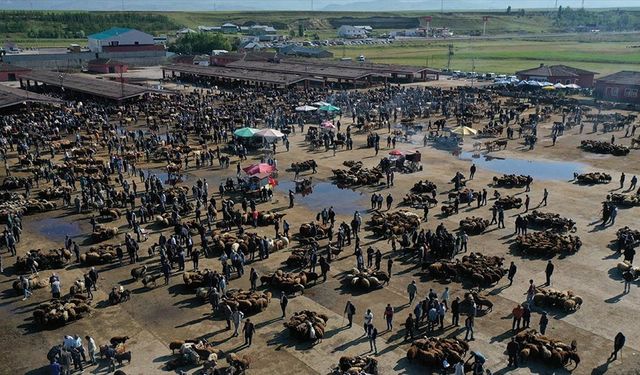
[0, 62, 31, 82]
[594, 71, 640, 105]
[516, 64, 597, 88]
[87, 59, 128, 74]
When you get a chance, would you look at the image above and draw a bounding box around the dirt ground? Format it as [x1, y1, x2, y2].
[1, 81, 640, 375]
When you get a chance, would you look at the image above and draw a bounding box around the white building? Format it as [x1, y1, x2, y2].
[88, 27, 155, 52]
[337, 25, 367, 39]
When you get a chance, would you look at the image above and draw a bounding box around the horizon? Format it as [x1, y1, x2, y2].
[1, 0, 638, 12]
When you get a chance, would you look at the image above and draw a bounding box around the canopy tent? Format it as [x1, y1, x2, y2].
[542, 86, 556, 91]
[254, 128, 285, 142]
[243, 163, 276, 176]
[389, 149, 405, 156]
[566, 83, 581, 89]
[321, 120, 336, 129]
[449, 126, 478, 136]
[295, 105, 317, 112]
[553, 83, 566, 89]
[313, 101, 330, 107]
[234, 127, 258, 138]
[318, 104, 340, 112]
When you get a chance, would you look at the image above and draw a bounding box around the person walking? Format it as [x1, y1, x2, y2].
[464, 316, 474, 341]
[243, 318, 256, 346]
[369, 326, 378, 354]
[405, 313, 415, 341]
[507, 261, 517, 286]
[539, 312, 549, 335]
[344, 300, 356, 327]
[85, 335, 97, 365]
[545, 260, 554, 286]
[526, 279, 536, 305]
[280, 292, 288, 318]
[383, 304, 394, 331]
[620, 173, 626, 189]
[609, 332, 626, 361]
[407, 280, 417, 304]
[540, 188, 548, 207]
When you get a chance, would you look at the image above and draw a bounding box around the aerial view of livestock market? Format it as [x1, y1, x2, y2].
[1, 2, 640, 374]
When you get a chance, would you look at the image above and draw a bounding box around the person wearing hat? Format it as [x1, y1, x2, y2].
[539, 311, 549, 335]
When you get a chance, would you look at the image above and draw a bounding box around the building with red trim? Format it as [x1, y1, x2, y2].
[0, 62, 31, 81]
[594, 71, 640, 105]
[516, 64, 596, 88]
[87, 59, 128, 74]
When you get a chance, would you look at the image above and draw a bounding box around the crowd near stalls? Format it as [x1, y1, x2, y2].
[1, 71, 639, 375]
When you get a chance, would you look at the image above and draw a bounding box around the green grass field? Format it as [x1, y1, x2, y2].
[327, 37, 640, 75]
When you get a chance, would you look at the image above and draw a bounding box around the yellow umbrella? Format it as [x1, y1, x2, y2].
[542, 86, 556, 90]
[450, 126, 478, 136]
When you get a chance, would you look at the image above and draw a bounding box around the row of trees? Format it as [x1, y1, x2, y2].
[168, 33, 232, 55]
[554, 8, 640, 31]
[0, 11, 181, 37]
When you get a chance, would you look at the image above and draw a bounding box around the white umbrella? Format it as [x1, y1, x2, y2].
[566, 83, 581, 89]
[295, 105, 317, 112]
[450, 126, 478, 136]
[254, 128, 284, 142]
[553, 83, 566, 89]
[313, 101, 330, 107]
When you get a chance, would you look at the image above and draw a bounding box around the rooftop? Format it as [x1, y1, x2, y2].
[0, 62, 30, 72]
[0, 84, 62, 109]
[87, 58, 126, 66]
[163, 64, 322, 86]
[227, 60, 376, 80]
[88, 27, 134, 40]
[597, 71, 640, 86]
[516, 64, 597, 77]
[20, 70, 155, 100]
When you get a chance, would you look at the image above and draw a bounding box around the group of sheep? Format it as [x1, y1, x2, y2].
[260, 270, 318, 294]
[515, 330, 580, 369]
[13, 274, 48, 293]
[299, 222, 329, 239]
[15, 248, 71, 272]
[532, 287, 584, 312]
[493, 174, 532, 188]
[0, 197, 57, 220]
[574, 172, 612, 185]
[290, 159, 317, 173]
[220, 289, 272, 315]
[286, 248, 313, 268]
[494, 195, 523, 210]
[581, 140, 630, 156]
[515, 231, 582, 257]
[617, 261, 640, 280]
[80, 244, 122, 265]
[165, 339, 220, 370]
[425, 253, 506, 287]
[32, 295, 91, 328]
[607, 193, 640, 207]
[343, 268, 390, 291]
[459, 216, 490, 235]
[284, 310, 328, 342]
[406, 337, 469, 368]
[332, 355, 378, 375]
[410, 180, 437, 194]
[523, 211, 576, 233]
[91, 225, 119, 242]
[209, 232, 288, 257]
[402, 193, 438, 209]
[368, 210, 421, 236]
[331, 163, 383, 188]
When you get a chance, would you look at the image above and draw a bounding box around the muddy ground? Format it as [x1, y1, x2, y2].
[1, 84, 640, 375]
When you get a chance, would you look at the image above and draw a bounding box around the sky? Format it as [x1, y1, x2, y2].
[0, 0, 637, 11]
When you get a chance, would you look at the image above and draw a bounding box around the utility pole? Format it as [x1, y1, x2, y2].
[121, 0, 124, 11]
[213, 0, 216, 11]
[581, 0, 585, 9]
[471, 58, 476, 87]
[441, 0, 444, 14]
[311, 0, 314, 11]
[447, 44, 453, 70]
[555, 0, 558, 9]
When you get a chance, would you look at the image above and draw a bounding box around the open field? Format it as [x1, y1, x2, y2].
[328, 36, 640, 75]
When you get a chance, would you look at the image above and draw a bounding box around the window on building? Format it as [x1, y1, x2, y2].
[606, 87, 619, 97]
[624, 88, 638, 98]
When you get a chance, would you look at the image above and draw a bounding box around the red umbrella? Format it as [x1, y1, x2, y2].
[243, 163, 275, 175]
[389, 149, 404, 156]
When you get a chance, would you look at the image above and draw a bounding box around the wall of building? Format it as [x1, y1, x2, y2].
[0, 69, 31, 81]
[89, 30, 155, 52]
[595, 82, 640, 104]
[3, 50, 167, 70]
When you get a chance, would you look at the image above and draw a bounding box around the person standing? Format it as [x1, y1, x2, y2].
[85, 335, 97, 365]
[545, 260, 554, 286]
[507, 261, 517, 286]
[540, 188, 549, 206]
[526, 279, 536, 305]
[364, 309, 374, 336]
[386, 258, 393, 283]
[522, 303, 531, 328]
[524, 194, 530, 212]
[51, 277, 61, 299]
[620, 173, 626, 189]
[507, 337, 519, 367]
[609, 332, 626, 361]
[470, 164, 476, 180]
[383, 304, 394, 331]
[280, 292, 288, 318]
[407, 280, 417, 304]
[464, 316, 474, 341]
[249, 268, 258, 291]
[498, 207, 505, 229]
[369, 325, 378, 354]
[512, 304, 524, 331]
[231, 308, 244, 337]
[344, 300, 356, 327]
[222, 303, 233, 330]
[451, 297, 460, 326]
[243, 318, 256, 346]
[539, 312, 549, 335]
[441, 287, 450, 309]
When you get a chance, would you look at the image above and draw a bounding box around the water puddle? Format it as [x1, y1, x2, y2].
[277, 180, 368, 216]
[457, 151, 587, 180]
[32, 217, 83, 242]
